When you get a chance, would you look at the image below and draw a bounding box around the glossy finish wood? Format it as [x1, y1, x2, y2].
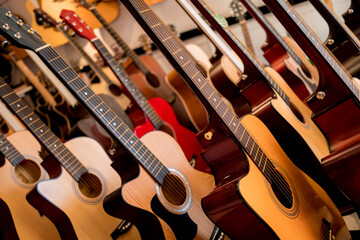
[203, 115, 350, 239]
[322, 140, 360, 207]
[133, 97, 210, 173]
[105, 131, 215, 240]
[343, 0, 360, 38]
[0, 131, 61, 240]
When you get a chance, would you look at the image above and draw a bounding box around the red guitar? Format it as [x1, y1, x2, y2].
[60, 10, 210, 173]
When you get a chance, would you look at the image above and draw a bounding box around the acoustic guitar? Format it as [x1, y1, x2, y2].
[239, 0, 318, 100]
[117, 0, 351, 239]
[61, 10, 210, 173]
[0, 76, 137, 240]
[0, 131, 61, 240]
[0, 10, 223, 239]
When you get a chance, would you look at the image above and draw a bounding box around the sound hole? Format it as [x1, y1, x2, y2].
[159, 124, 174, 137]
[146, 72, 160, 88]
[270, 169, 293, 209]
[288, 101, 305, 124]
[161, 173, 186, 206]
[108, 84, 123, 96]
[14, 160, 41, 184]
[78, 172, 102, 198]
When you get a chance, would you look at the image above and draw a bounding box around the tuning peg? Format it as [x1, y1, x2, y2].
[0, 41, 9, 49]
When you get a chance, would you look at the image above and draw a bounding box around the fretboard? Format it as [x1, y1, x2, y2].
[121, 0, 275, 182]
[0, 134, 24, 166]
[57, 24, 116, 87]
[91, 38, 163, 129]
[87, 5, 150, 75]
[35, 45, 169, 185]
[241, 0, 302, 66]
[308, 0, 360, 51]
[263, 0, 360, 102]
[189, 0, 290, 105]
[0, 78, 87, 181]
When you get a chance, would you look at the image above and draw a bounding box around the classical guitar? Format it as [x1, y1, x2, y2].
[61, 10, 210, 173]
[33, 8, 130, 110]
[0, 131, 61, 240]
[262, 0, 360, 152]
[239, 0, 318, 100]
[306, 0, 360, 79]
[75, 0, 197, 129]
[0, 9, 221, 239]
[0, 85, 135, 239]
[115, 0, 351, 239]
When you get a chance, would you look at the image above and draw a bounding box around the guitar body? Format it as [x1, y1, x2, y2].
[202, 115, 350, 239]
[126, 56, 193, 128]
[105, 131, 215, 239]
[90, 78, 131, 110]
[133, 97, 210, 173]
[263, 42, 315, 100]
[0, 131, 61, 240]
[33, 137, 140, 239]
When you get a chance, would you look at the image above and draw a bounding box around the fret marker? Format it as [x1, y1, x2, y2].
[116, 68, 120, 72]
[213, 98, 216, 101]
[84, 92, 88, 95]
[131, 88, 135, 92]
[198, 78, 201, 82]
[5, 147, 8, 150]
[29, 117, 33, 121]
[130, 140, 134, 144]
[16, 104, 20, 107]
[100, 108, 103, 112]
[113, 123, 116, 126]
[0, 141, 2, 144]
[54, 144, 57, 147]
[40, 129, 43, 133]
[180, 56, 184, 60]
[233, 123, 236, 126]
[125, 79, 129, 82]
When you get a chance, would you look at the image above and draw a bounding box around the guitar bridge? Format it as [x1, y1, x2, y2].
[322, 219, 335, 240]
[210, 227, 226, 240]
[110, 220, 133, 240]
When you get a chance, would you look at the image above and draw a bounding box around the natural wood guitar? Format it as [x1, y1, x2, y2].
[0, 77, 137, 239]
[116, 0, 351, 238]
[0, 131, 61, 240]
[0, 11, 222, 239]
[61, 10, 210, 173]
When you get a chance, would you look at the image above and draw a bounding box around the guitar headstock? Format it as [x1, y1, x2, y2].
[0, 7, 45, 51]
[60, 9, 97, 41]
[34, 8, 58, 28]
[230, 0, 245, 21]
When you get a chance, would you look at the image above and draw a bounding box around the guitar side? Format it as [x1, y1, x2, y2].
[106, 131, 215, 239]
[203, 115, 350, 239]
[34, 137, 140, 239]
[134, 97, 210, 173]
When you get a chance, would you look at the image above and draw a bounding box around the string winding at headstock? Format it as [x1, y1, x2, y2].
[34, 8, 58, 28]
[0, 7, 45, 51]
[60, 9, 97, 41]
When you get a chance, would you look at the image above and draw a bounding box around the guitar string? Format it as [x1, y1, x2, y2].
[134, 0, 335, 237]
[0, 79, 104, 194]
[0, 134, 43, 182]
[144, 11, 332, 239]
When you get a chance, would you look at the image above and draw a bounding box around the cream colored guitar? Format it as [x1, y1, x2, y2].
[0, 131, 61, 240]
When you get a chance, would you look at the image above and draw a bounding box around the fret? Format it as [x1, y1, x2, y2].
[258, 153, 266, 171]
[272, 0, 360, 101]
[0, 78, 87, 181]
[0, 135, 25, 166]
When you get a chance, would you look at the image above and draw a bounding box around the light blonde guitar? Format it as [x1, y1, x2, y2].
[0, 131, 61, 240]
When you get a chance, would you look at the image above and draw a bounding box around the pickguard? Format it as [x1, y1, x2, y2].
[151, 195, 197, 240]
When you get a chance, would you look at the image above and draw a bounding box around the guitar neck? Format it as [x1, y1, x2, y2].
[238, 19, 254, 53]
[308, 0, 360, 51]
[0, 78, 87, 181]
[57, 24, 115, 87]
[0, 134, 25, 166]
[33, 45, 169, 185]
[120, 0, 276, 182]
[262, 0, 360, 107]
[188, 0, 291, 104]
[87, 5, 150, 75]
[240, 0, 302, 66]
[0, 100, 25, 132]
[91, 38, 164, 129]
